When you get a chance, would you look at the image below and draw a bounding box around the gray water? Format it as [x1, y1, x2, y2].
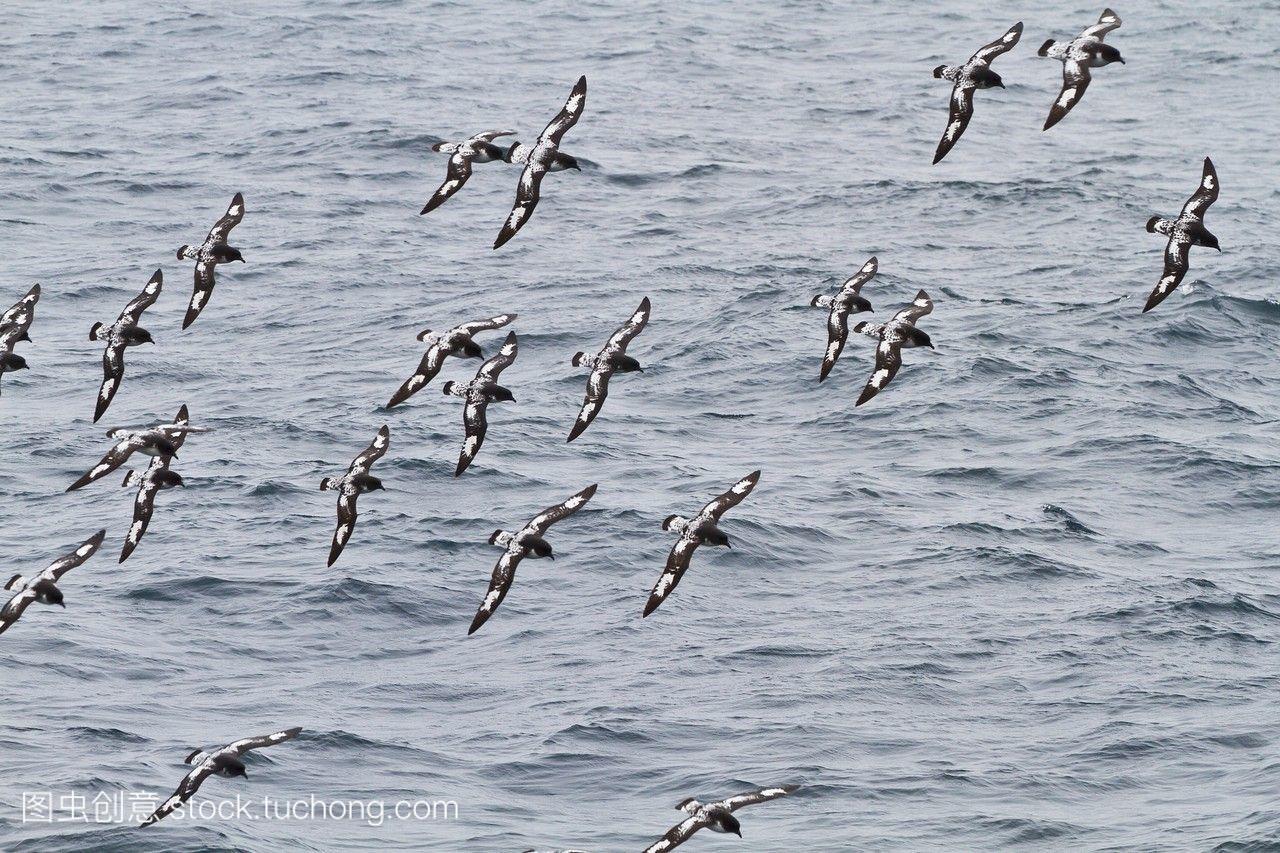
[2, 1, 1279, 850]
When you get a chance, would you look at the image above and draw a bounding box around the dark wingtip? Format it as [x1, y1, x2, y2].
[567, 423, 586, 443]
[467, 612, 487, 635]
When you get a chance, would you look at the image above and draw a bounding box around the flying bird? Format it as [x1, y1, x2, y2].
[320, 425, 389, 566]
[931, 22, 1022, 164]
[177, 192, 245, 329]
[386, 313, 517, 408]
[89, 269, 161, 422]
[0, 284, 38, 395]
[119, 405, 196, 563]
[493, 76, 586, 249]
[567, 297, 650, 442]
[1038, 8, 1125, 130]
[1, 530, 106, 637]
[643, 785, 799, 852]
[420, 130, 517, 214]
[443, 331, 518, 476]
[140, 727, 302, 827]
[644, 470, 760, 617]
[1143, 157, 1221, 312]
[852, 290, 935, 406]
[811, 256, 877, 381]
[66, 409, 206, 492]
[468, 483, 597, 634]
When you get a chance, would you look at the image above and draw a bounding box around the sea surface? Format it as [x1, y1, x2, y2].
[2, 1, 1279, 850]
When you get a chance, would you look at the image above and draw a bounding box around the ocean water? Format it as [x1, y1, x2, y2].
[2, 0, 1279, 850]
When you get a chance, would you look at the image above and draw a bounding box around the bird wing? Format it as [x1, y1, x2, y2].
[718, 784, 800, 812]
[933, 82, 974, 165]
[856, 334, 904, 406]
[349, 425, 390, 476]
[602, 296, 651, 355]
[121, 472, 162, 563]
[454, 313, 518, 337]
[697, 470, 762, 522]
[0, 588, 39, 636]
[183, 260, 217, 329]
[1082, 7, 1122, 39]
[119, 269, 163, 325]
[567, 363, 612, 442]
[493, 162, 547, 249]
[971, 21, 1023, 63]
[467, 549, 524, 635]
[820, 301, 851, 382]
[67, 435, 138, 491]
[839, 257, 878, 296]
[1, 283, 39, 331]
[94, 343, 127, 423]
[467, 129, 517, 144]
[226, 726, 303, 756]
[1143, 237, 1191, 313]
[328, 490, 359, 567]
[1044, 59, 1091, 130]
[888, 290, 934, 327]
[643, 532, 702, 617]
[388, 343, 448, 407]
[456, 397, 489, 477]
[204, 192, 245, 246]
[642, 815, 709, 853]
[538, 75, 587, 147]
[420, 150, 474, 215]
[523, 483, 598, 537]
[476, 331, 518, 382]
[1181, 157, 1219, 219]
[40, 529, 107, 582]
[140, 762, 216, 827]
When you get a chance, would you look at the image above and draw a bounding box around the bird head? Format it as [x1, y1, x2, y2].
[214, 245, 245, 263]
[530, 538, 555, 560]
[125, 327, 155, 345]
[615, 354, 644, 373]
[155, 437, 180, 459]
[490, 385, 515, 403]
[2, 352, 28, 371]
[1100, 44, 1124, 65]
[462, 340, 484, 359]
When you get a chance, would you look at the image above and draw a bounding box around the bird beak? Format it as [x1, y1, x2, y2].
[57, 602, 66, 608]
[171, 451, 179, 458]
[725, 541, 733, 549]
[548, 554, 556, 561]
[997, 81, 1005, 88]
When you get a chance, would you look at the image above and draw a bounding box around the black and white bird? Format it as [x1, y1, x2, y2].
[1, 283, 38, 370]
[89, 269, 161, 422]
[468, 483, 597, 635]
[567, 297, 650, 442]
[119, 405, 195, 563]
[320, 425, 389, 567]
[493, 76, 586, 249]
[1, 530, 106, 637]
[1143, 157, 1222, 313]
[812, 257, 877, 381]
[140, 727, 302, 828]
[642, 785, 799, 852]
[420, 130, 517, 215]
[386, 313, 517, 408]
[931, 22, 1022, 164]
[443, 331, 518, 476]
[1, 284, 39, 395]
[1038, 8, 1125, 131]
[176, 192, 245, 329]
[852, 290, 935, 406]
[644, 470, 760, 618]
[67, 408, 206, 492]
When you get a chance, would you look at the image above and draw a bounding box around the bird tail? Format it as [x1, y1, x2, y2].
[89, 322, 103, 341]
[122, 470, 143, 488]
[5, 574, 24, 591]
[1145, 216, 1161, 233]
[932, 64, 947, 78]
[661, 515, 681, 531]
[1038, 39, 1056, 56]
[504, 142, 529, 164]
[319, 477, 335, 491]
[176, 244, 191, 259]
[442, 381, 455, 395]
[184, 749, 209, 765]
[571, 351, 586, 367]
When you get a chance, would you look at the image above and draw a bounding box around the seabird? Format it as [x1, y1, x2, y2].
[644, 470, 760, 617]
[811, 256, 877, 381]
[567, 297, 650, 442]
[420, 130, 517, 214]
[0, 284, 38, 395]
[931, 22, 1022, 164]
[642, 785, 799, 852]
[1143, 157, 1221, 312]
[119, 405, 195, 563]
[89, 269, 161, 422]
[176, 192, 245, 329]
[1038, 8, 1125, 131]
[1, 530, 106, 637]
[493, 75, 586, 249]
[386, 313, 517, 408]
[852, 289, 935, 406]
[468, 483, 597, 634]
[443, 331, 517, 476]
[67, 407, 206, 492]
[320, 424, 389, 566]
[140, 727, 302, 827]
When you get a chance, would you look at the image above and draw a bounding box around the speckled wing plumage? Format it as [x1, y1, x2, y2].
[1041, 9, 1122, 130]
[455, 332, 518, 476]
[94, 269, 161, 422]
[1, 284, 39, 336]
[0, 530, 106, 637]
[1144, 158, 1220, 313]
[933, 23, 1021, 164]
[120, 405, 192, 563]
[568, 297, 650, 441]
[325, 425, 390, 566]
[182, 193, 244, 329]
[818, 257, 878, 381]
[421, 130, 515, 214]
[856, 290, 933, 407]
